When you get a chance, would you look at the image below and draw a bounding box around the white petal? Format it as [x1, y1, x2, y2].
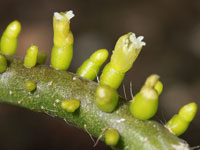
[141, 41, 146, 46]
[65, 10, 75, 20]
[137, 36, 144, 41]
[130, 33, 146, 49]
[129, 33, 136, 43]
[54, 12, 63, 20]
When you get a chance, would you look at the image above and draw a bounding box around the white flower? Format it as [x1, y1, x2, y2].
[54, 10, 75, 21]
[54, 12, 63, 20]
[129, 33, 146, 49]
[65, 10, 75, 20]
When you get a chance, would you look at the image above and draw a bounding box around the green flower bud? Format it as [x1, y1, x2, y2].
[51, 11, 74, 71]
[166, 115, 189, 136]
[76, 49, 108, 80]
[24, 45, 38, 68]
[144, 74, 159, 87]
[111, 32, 145, 73]
[100, 32, 145, 89]
[0, 20, 21, 55]
[129, 86, 159, 120]
[166, 102, 198, 136]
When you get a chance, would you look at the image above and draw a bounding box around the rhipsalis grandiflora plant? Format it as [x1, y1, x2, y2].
[0, 10, 198, 150]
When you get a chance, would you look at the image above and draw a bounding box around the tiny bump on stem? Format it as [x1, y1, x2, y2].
[144, 74, 160, 87]
[104, 128, 120, 146]
[61, 99, 80, 113]
[95, 84, 119, 113]
[24, 80, 36, 92]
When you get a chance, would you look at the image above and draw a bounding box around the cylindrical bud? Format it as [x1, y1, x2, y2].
[24, 45, 38, 68]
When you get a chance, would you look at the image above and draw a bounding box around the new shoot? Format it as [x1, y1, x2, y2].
[51, 10, 74, 71]
[166, 102, 198, 136]
[76, 49, 108, 80]
[100, 33, 145, 89]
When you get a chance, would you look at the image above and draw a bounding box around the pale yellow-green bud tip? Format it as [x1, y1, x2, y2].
[0, 20, 21, 55]
[4, 20, 21, 38]
[145, 74, 160, 87]
[166, 102, 198, 136]
[140, 85, 158, 100]
[53, 10, 74, 47]
[90, 49, 109, 66]
[178, 102, 198, 122]
[110, 32, 146, 73]
[154, 81, 163, 95]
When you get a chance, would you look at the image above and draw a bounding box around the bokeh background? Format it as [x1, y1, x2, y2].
[0, 0, 200, 150]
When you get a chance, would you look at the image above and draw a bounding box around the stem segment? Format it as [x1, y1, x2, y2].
[0, 57, 190, 150]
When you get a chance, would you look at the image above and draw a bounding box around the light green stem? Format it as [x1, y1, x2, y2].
[0, 56, 191, 150]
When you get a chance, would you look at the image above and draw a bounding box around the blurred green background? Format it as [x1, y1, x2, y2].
[0, 0, 200, 150]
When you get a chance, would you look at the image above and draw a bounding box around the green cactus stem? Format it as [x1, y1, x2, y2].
[0, 56, 191, 150]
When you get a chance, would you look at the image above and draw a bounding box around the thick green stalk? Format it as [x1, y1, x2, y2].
[0, 57, 190, 150]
